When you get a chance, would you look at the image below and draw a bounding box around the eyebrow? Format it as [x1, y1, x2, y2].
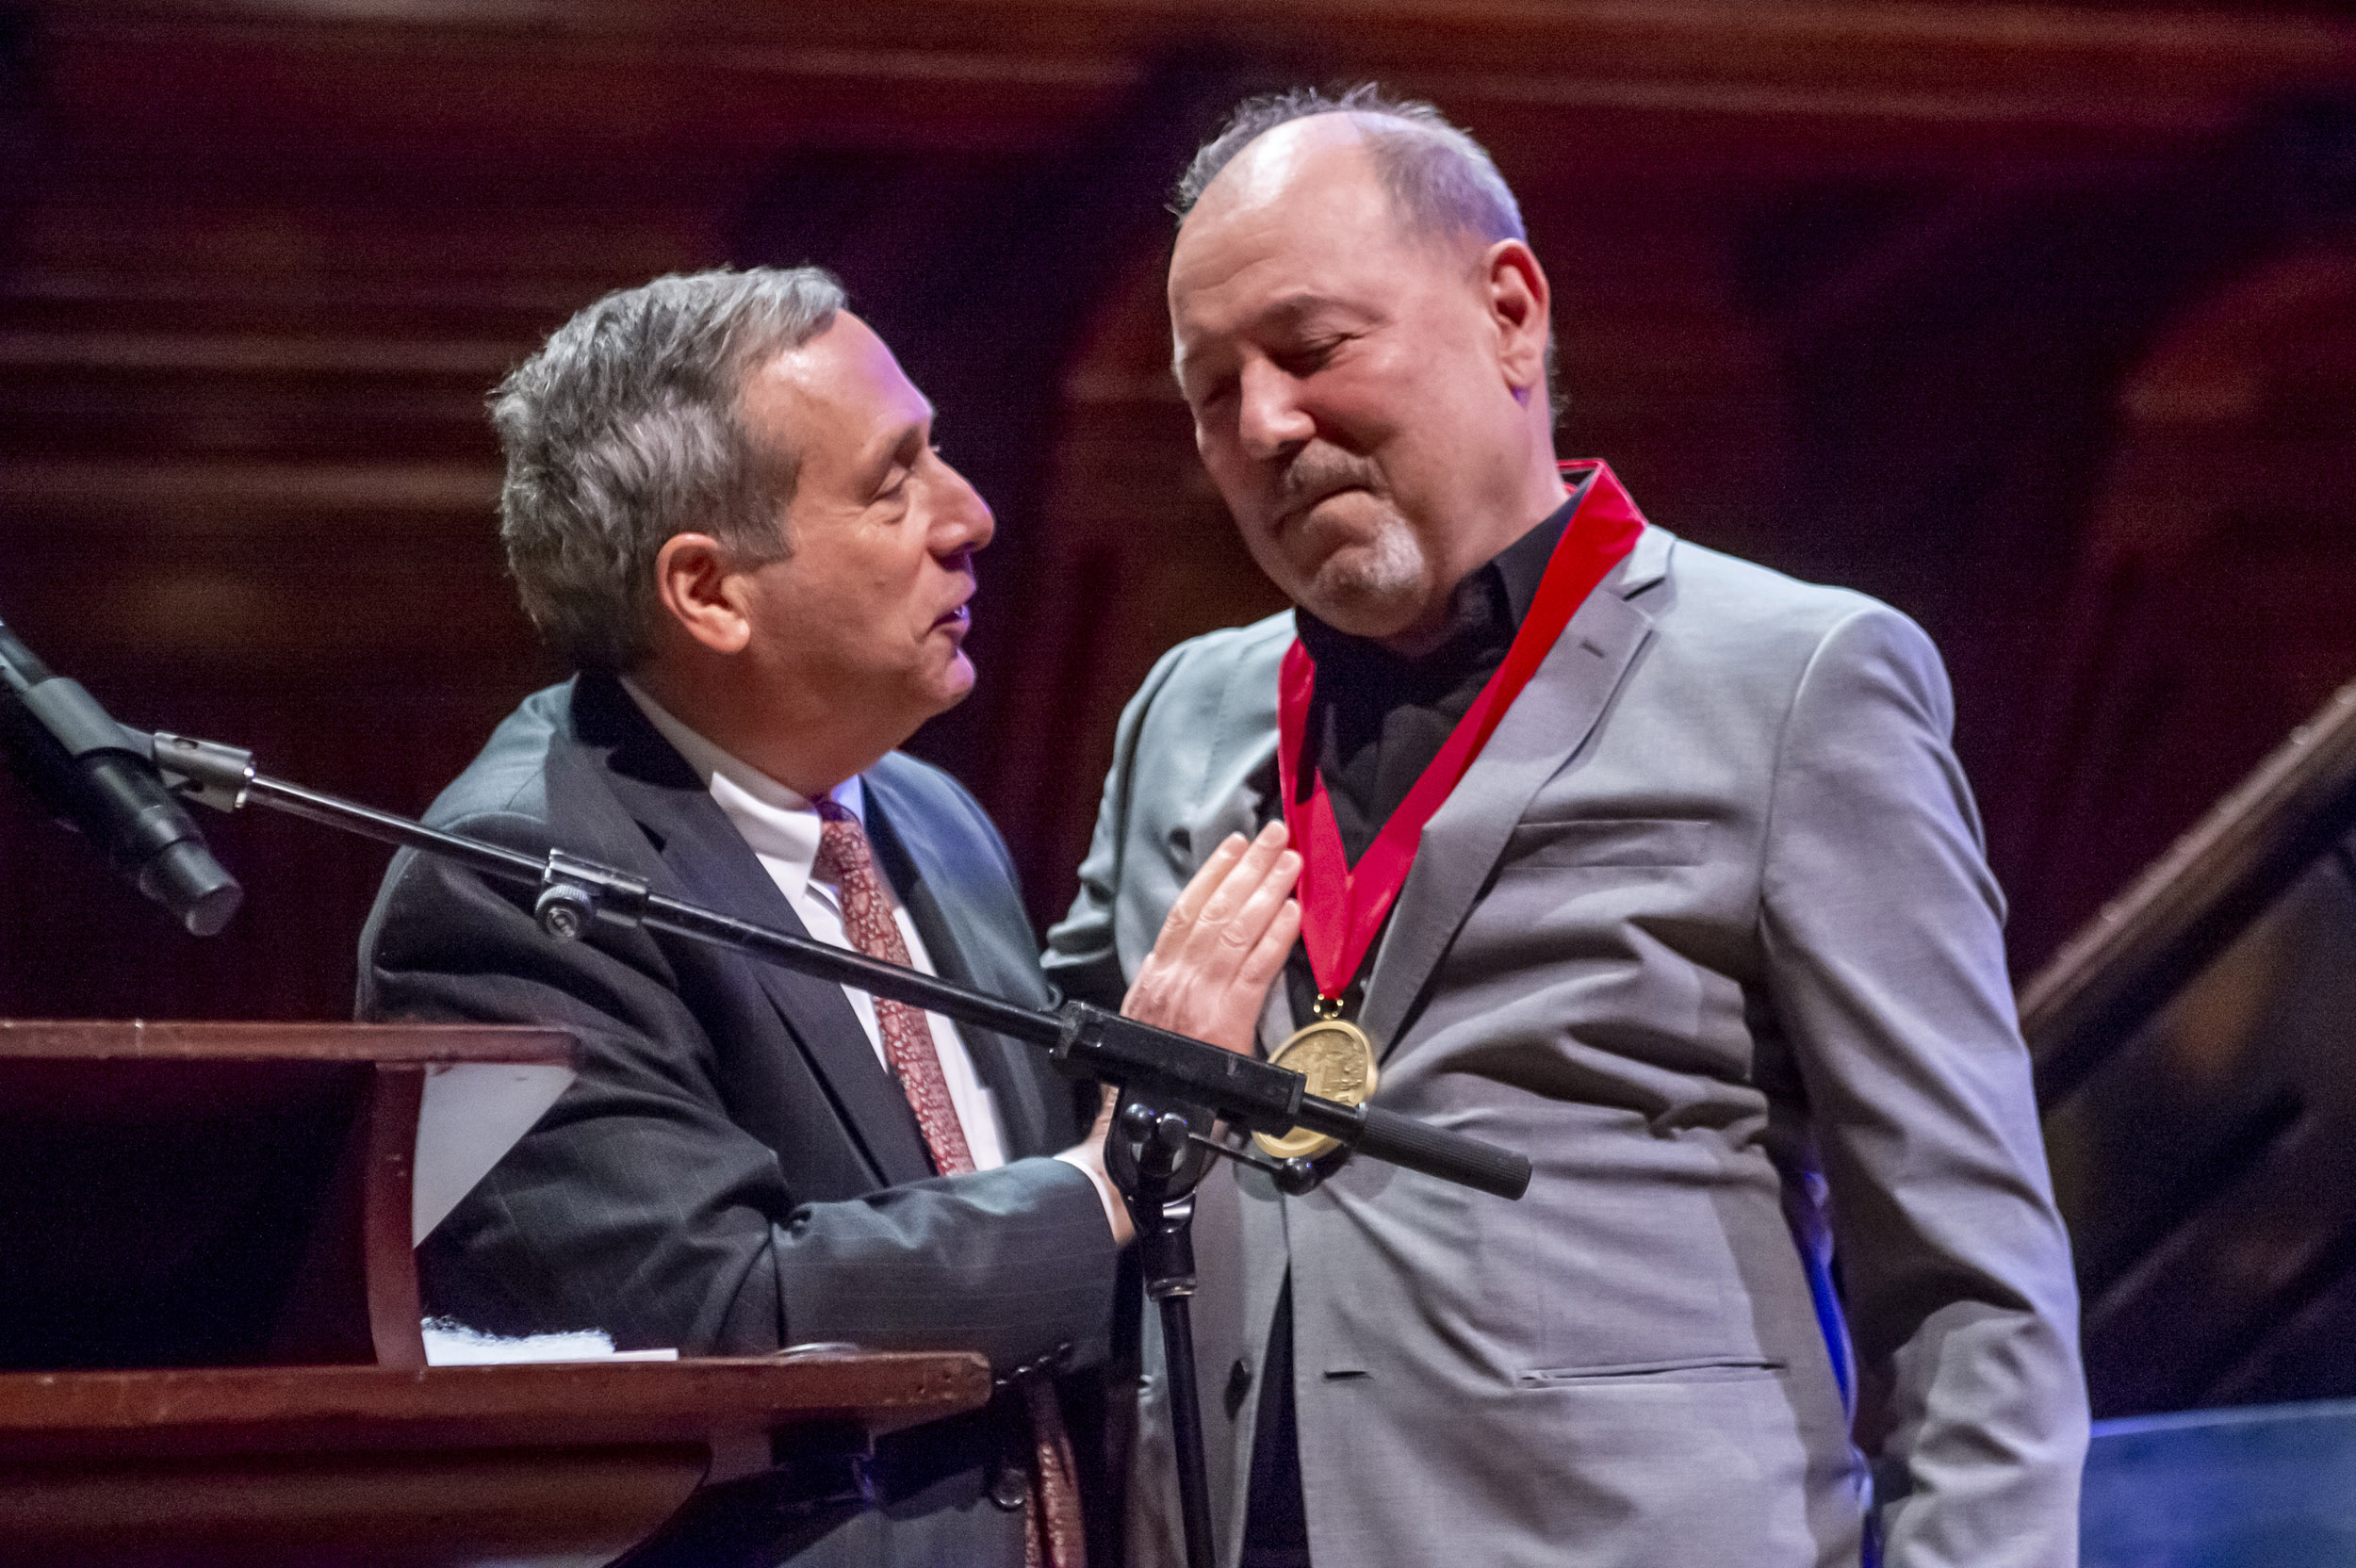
[1258, 292, 1360, 329]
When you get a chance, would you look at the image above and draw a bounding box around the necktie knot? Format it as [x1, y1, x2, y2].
[811, 797, 871, 885]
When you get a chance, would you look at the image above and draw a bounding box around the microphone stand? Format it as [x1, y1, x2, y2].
[135, 727, 1531, 1568]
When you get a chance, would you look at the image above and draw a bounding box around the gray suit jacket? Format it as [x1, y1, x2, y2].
[1045, 527, 2086, 1568]
[361, 672, 1118, 1567]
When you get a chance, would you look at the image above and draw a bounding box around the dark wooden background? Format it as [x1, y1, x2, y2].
[2, 2, 2353, 1035]
[8, 0, 2356, 1424]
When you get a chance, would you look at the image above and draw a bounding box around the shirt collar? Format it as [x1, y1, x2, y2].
[617, 675, 865, 905]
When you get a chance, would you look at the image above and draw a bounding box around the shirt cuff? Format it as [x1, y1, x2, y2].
[1053, 1148, 1126, 1239]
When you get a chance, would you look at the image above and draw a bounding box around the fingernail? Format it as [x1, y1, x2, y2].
[1257, 821, 1284, 843]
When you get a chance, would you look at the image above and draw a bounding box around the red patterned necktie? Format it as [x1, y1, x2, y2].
[810, 797, 1087, 1568]
[810, 798, 975, 1175]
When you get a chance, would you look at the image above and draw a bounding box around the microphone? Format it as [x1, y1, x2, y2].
[0, 617, 242, 936]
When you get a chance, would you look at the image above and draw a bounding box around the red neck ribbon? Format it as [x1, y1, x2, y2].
[1276, 460, 1646, 1004]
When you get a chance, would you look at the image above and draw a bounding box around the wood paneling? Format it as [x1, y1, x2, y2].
[6, 0, 2356, 1032]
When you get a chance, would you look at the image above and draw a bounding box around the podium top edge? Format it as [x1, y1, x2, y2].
[0, 1353, 992, 1448]
[0, 1021, 578, 1064]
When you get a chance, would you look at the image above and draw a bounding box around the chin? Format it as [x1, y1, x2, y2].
[1296, 554, 1434, 639]
[924, 653, 977, 711]
[1266, 505, 1432, 627]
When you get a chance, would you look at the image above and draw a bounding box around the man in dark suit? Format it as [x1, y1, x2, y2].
[360, 267, 1300, 1568]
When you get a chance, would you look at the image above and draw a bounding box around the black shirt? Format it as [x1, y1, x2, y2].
[1275, 483, 1580, 1024]
[1244, 482, 1582, 1567]
[1296, 486, 1577, 864]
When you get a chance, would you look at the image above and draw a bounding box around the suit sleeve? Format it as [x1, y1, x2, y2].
[360, 809, 1119, 1372]
[1756, 607, 2087, 1568]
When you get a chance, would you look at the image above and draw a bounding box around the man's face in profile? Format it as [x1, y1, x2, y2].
[1169, 118, 1537, 645]
[729, 312, 994, 742]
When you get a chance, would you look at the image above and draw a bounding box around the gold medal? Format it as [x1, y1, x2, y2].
[1253, 1017, 1380, 1161]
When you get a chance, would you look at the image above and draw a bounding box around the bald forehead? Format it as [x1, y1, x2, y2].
[1194, 114, 1370, 206]
[1185, 114, 1397, 236]
[1186, 114, 1505, 272]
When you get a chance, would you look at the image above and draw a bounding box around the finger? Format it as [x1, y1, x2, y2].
[1181, 822, 1291, 964]
[1156, 832, 1249, 950]
[1121, 952, 1173, 1021]
[1236, 898, 1301, 995]
[1205, 848, 1301, 971]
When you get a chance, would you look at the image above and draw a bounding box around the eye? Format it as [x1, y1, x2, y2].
[1274, 335, 1348, 376]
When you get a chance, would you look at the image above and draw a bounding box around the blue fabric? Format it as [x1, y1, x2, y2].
[2082, 1398, 2356, 1567]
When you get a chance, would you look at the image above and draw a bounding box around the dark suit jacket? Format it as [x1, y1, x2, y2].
[359, 672, 1120, 1566]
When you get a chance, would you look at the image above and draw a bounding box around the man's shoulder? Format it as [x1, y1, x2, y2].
[1122, 610, 1293, 735]
[419, 679, 580, 832]
[1659, 533, 1889, 630]
[1153, 609, 1294, 688]
[1653, 532, 1931, 673]
[867, 749, 1001, 849]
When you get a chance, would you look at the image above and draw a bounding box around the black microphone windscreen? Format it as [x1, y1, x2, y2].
[0, 620, 243, 936]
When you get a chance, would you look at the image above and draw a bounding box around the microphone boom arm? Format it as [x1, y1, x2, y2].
[144, 729, 1532, 1203]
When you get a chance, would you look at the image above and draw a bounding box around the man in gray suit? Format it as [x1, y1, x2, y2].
[1047, 90, 2087, 1566]
[361, 268, 1299, 1567]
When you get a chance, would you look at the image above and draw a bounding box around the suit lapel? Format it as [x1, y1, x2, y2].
[1175, 631, 1286, 879]
[1182, 742, 1277, 872]
[861, 774, 1057, 1160]
[578, 676, 936, 1187]
[1356, 537, 1667, 1055]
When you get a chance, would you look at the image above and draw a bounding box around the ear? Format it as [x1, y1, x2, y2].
[1481, 239, 1552, 395]
[652, 532, 754, 655]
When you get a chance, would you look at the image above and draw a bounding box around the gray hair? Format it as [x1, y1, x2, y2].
[1173, 85, 1560, 418]
[491, 266, 846, 672]
[1173, 84, 1527, 246]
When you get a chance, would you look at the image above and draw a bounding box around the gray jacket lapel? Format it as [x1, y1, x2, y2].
[1174, 648, 1284, 875]
[1178, 743, 1276, 874]
[1358, 529, 1674, 1054]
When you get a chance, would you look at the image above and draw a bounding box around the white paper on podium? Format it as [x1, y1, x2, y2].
[420, 1319, 678, 1365]
[412, 1059, 576, 1245]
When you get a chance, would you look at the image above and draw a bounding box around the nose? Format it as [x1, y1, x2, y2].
[1235, 359, 1314, 462]
[928, 454, 995, 558]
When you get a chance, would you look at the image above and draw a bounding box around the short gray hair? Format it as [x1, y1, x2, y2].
[1173, 86, 1559, 418]
[491, 266, 846, 672]
[1173, 84, 1526, 247]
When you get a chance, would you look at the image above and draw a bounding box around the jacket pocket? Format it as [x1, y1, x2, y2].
[1514, 1355, 1785, 1388]
[1500, 815, 1712, 871]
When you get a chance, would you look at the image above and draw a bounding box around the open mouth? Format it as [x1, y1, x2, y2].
[931, 603, 972, 631]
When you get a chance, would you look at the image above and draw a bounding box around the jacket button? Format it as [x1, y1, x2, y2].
[990, 1464, 1030, 1511]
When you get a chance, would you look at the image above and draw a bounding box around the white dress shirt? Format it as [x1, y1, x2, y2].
[621, 678, 1006, 1170]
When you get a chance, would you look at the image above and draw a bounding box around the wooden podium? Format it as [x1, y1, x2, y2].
[0, 1021, 991, 1566]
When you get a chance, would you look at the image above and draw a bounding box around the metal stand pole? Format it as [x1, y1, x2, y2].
[1113, 1100, 1219, 1568]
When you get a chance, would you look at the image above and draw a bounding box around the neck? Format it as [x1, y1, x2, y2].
[629, 655, 893, 800]
[1372, 448, 1568, 659]
[1373, 608, 1464, 661]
